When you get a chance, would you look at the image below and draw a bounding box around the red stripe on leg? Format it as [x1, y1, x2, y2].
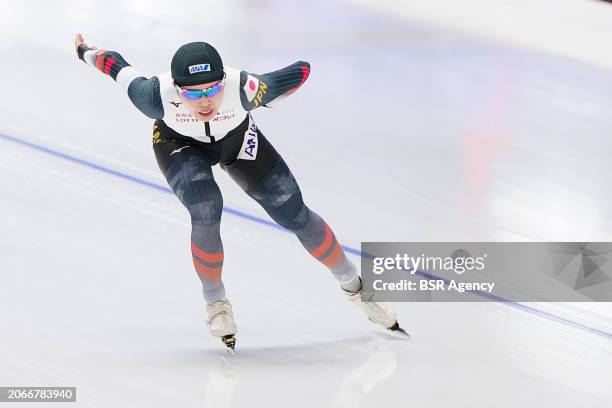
[320, 241, 344, 269]
[193, 258, 222, 281]
[191, 241, 224, 263]
[310, 223, 333, 259]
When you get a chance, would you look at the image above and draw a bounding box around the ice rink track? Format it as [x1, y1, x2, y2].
[1, 0, 612, 407]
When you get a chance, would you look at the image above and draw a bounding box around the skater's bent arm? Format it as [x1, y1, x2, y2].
[76, 42, 164, 119]
[239, 61, 311, 110]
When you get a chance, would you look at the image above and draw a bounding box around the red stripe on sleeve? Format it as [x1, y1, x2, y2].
[103, 57, 116, 75]
[287, 65, 310, 95]
[300, 66, 310, 83]
[95, 52, 105, 71]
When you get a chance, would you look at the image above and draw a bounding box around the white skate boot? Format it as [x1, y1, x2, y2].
[206, 299, 237, 352]
[343, 281, 409, 338]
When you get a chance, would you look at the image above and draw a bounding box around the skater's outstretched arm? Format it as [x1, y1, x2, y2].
[239, 61, 311, 110]
[74, 34, 164, 120]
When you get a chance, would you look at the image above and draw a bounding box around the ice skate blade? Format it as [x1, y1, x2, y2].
[222, 334, 237, 354]
[384, 321, 410, 339]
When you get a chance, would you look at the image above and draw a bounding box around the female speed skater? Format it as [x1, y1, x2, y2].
[74, 34, 407, 351]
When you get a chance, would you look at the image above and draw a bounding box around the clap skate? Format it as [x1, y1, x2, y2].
[207, 299, 238, 352]
[343, 280, 409, 338]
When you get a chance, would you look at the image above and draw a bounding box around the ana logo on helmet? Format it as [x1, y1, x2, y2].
[188, 64, 211, 74]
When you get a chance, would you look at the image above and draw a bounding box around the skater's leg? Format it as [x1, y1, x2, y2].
[223, 128, 404, 334]
[223, 130, 360, 291]
[153, 130, 226, 304]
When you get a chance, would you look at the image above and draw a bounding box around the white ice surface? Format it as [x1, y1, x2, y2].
[0, 1, 611, 407]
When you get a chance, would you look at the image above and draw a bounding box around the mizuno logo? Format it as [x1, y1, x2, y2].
[170, 146, 190, 156]
[170, 101, 181, 107]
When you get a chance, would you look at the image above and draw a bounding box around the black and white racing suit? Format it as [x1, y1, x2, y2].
[78, 45, 358, 303]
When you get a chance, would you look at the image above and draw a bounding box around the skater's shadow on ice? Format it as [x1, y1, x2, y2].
[156, 335, 375, 365]
[147, 332, 408, 366]
[200, 337, 399, 408]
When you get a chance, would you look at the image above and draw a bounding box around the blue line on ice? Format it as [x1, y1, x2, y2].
[1, 132, 610, 341]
